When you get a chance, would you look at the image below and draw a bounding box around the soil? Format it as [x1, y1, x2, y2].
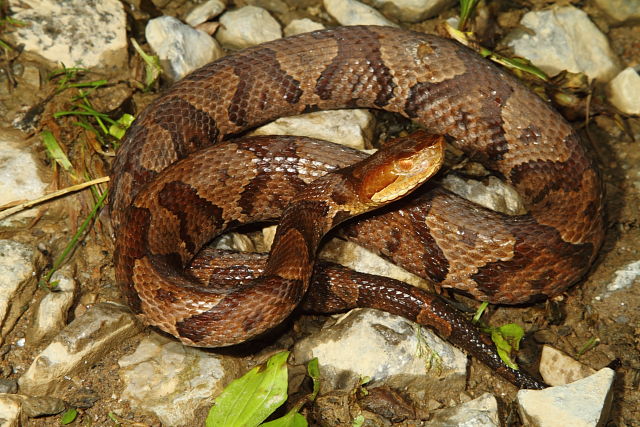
[0, 0, 638, 425]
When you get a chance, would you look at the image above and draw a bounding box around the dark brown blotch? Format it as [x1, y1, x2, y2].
[315, 29, 396, 107]
[228, 47, 303, 127]
[154, 97, 219, 159]
[157, 180, 225, 255]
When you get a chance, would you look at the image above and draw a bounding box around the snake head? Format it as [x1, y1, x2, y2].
[357, 131, 445, 204]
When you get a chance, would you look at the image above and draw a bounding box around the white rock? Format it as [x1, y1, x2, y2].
[0, 240, 42, 345]
[292, 309, 467, 400]
[8, 0, 127, 69]
[539, 345, 596, 387]
[184, 0, 226, 27]
[216, 6, 282, 49]
[283, 18, 325, 36]
[18, 303, 142, 395]
[517, 368, 615, 427]
[594, 0, 640, 23]
[507, 6, 620, 81]
[0, 132, 49, 226]
[441, 175, 526, 215]
[595, 260, 640, 301]
[253, 109, 375, 150]
[429, 393, 499, 426]
[324, 0, 399, 27]
[27, 267, 77, 346]
[366, 0, 456, 23]
[607, 67, 640, 115]
[146, 16, 224, 81]
[320, 239, 430, 289]
[118, 333, 241, 427]
[0, 394, 22, 427]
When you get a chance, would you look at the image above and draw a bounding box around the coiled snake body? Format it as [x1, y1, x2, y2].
[111, 26, 605, 389]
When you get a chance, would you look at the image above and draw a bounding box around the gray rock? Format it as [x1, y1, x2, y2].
[27, 266, 77, 346]
[324, 0, 399, 27]
[367, 0, 456, 23]
[8, 0, 127, 70]
[517, 368, 615, 427]
[18, 302, 142, 395]
[0, 240, 43, 345]
[539, 345, 596, 387]
[594, 0, 640, 23]
[216, 6, 282, 49]
[607, 67, 640, 115]
[184, 0, 226, 26]
[506, 6, 620, 81]
[283, 18, 325, 36]
[118, 333, 242, 427]
[253, 109, 376, 150]
[0, 379, 17, 394]
[441, 175, 526, 216]
[429, 393, 499, 426]
[20, 396, 65, 417]
[146, 16, 224, 81]
[292, 309, 467, 402]
[0, 132, 49, 226]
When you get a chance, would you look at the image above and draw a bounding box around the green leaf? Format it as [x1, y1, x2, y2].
[109, 113, 135, 139]
[490, 323, 525, 370]
[307, 358, 320, 400]
[352, 415, 365, 427]
[60, 408, 78, 424]
[41, 131, 74, 173]
[260, 411, 307, 427]
[130, 38, 162, 89]
[206, 351, 290, 427]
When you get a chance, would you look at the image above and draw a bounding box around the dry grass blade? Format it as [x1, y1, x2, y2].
[0, 176, 110, 220]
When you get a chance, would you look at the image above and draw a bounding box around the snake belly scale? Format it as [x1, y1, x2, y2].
[110, 26, 604, 386]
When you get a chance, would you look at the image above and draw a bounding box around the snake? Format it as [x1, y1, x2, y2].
[110, 26, 605, 389]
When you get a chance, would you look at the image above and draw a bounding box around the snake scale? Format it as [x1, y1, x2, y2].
[111, 26, 605, 389]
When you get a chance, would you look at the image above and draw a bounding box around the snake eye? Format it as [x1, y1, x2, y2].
[394, 158, 415, 174]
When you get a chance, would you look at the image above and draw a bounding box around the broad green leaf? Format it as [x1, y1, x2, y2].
[206, 351, 290, 427]
[60, 408, 78, 424]
[260, 411, 307, 427]
[109, 113, 135, 139]
[352, 415, 365, 427]
[491, 323, 525, 370]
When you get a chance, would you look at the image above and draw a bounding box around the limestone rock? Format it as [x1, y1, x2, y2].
[324, 0, 398, 27]
[506, 6, 620, 81]
[146, 16, 224, 81]
[18, 303, 142, 395]
[292, 309, 467, 402]
[517, 368, 615, 427]
[8, 0, 127, 70]
[607, 67, 640, 115]
[118, 333, 242, 426]
[216, 6, 282, 49]
[0, 240, 43, 345]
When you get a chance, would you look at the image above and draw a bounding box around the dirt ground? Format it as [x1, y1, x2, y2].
[0, 0, 638, 425]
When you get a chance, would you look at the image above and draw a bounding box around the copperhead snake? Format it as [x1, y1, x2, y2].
[110, 26, 605, 389]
